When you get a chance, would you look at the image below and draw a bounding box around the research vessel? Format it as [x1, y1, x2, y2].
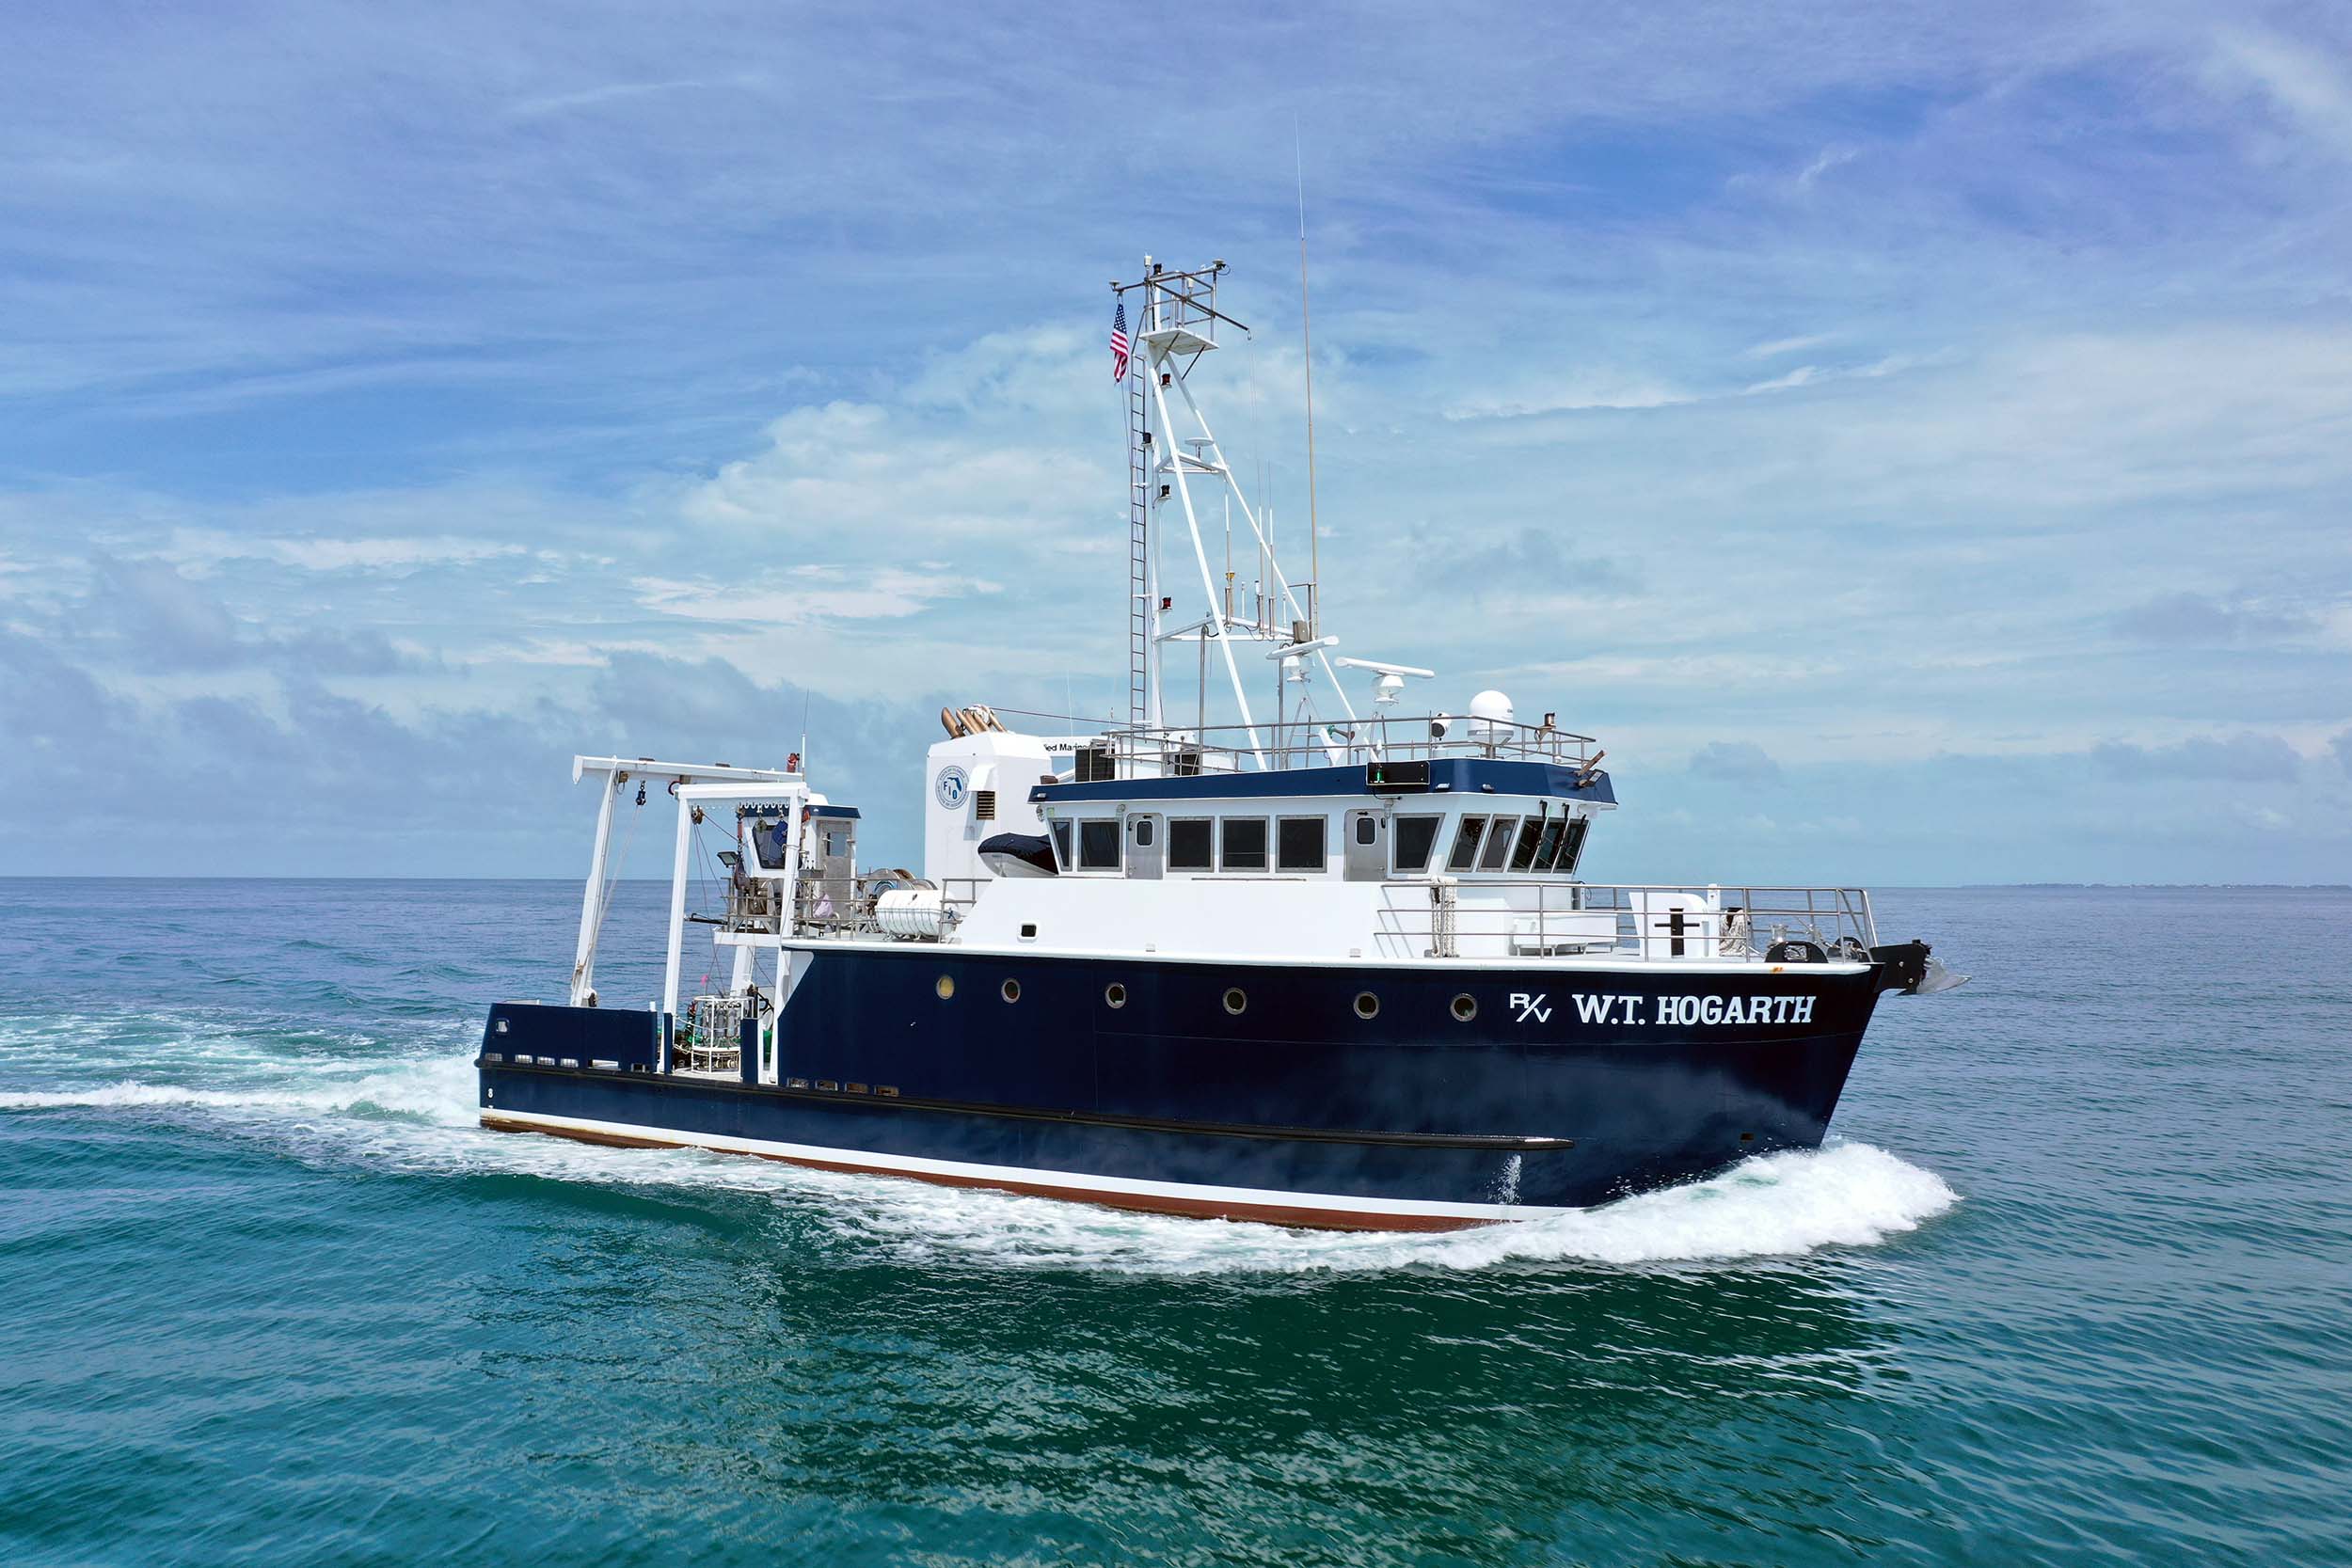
[477, 259, 1962, 1230]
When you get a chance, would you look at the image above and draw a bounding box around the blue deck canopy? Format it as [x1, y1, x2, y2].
[1030, 758, 1613, 807]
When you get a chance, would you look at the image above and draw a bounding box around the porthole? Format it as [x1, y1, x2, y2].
[1223, 987, 1248, 1016]
[1001, 978, 1022, 1004]
[1104, 982, 1128, 1009]
[1451, 992, 1478, 1022]
[935, 974, 955, 1000]
[1354, 990, 1380, 1020]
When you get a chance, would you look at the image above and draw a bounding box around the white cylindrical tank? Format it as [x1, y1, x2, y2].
[875, 887, 948, 941]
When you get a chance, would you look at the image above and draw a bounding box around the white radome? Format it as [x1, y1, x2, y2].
[1469, 689, 1515, 738]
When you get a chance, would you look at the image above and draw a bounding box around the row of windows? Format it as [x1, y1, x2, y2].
[1053, 814, 1330, 871]
[1047, 809, 1590, 877]
[1173, 815, 1327, 872]
[1428, 812, 1590, 877]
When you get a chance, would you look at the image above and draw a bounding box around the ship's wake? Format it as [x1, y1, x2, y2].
[3, 1020, 1958, 1275]
[831, 1139, 1959, 1275]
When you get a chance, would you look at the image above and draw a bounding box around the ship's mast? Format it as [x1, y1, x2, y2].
[1120, 272, 1155, 732]
[1109, 258, 1357, 768]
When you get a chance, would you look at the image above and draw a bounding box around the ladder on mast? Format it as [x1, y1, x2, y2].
[1124, 357, 1151, 728]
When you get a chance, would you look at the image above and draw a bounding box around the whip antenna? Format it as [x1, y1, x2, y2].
[1295, 122, 1322, 638]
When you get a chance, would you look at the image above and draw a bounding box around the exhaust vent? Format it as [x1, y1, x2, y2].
[974, 789, 996, 820]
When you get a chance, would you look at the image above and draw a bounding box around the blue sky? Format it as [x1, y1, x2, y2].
[3, 0, 2347, 882]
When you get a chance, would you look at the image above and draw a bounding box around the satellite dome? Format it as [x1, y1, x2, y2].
[1469, 689, 1515, 738]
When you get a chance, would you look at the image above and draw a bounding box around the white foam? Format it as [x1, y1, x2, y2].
[5, 1038, 1957, 1274]
[818, 1139, 1960, 1275]
[0, 1056, 478, 1122]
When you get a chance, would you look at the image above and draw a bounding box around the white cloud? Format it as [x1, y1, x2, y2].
[1744, 334, 1833, 359]
[1742, 364, 1820, 393]
[682, 401, 1108, 549]
[507, 78, 724, 120]
[1739, 352, 1925, 395]
[1442, 374, 1694, 420]
[1796, 144, 1859, 190]
[2212, 29, 2352, 160]
[262, 536, 529, 572]
[632, 565, 999, 626]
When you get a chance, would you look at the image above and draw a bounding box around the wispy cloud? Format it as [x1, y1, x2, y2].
[167, 531, 530, 574]
[1795, 144, 1859, 190]
[1743, 334, 1833, 359]
[2211, 28, 2352, 161]
[1442, 375, 1694, 420]
[508, 78, 723, 120]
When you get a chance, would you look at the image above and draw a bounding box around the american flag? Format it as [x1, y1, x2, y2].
[1109, 299, 1131, 382]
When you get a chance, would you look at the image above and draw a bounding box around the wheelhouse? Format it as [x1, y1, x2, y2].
[1029, 758, 1612, 884]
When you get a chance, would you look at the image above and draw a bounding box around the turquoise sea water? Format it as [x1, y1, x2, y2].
[0, 880, 2344, 1566]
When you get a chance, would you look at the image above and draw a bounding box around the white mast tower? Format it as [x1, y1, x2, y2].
[1111, 258, 1364, 772]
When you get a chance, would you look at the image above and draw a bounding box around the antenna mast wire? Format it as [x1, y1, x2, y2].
[1295, 122, 1322, 638]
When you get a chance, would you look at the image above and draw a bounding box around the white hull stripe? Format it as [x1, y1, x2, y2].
[481, 1107, 1570, 1227]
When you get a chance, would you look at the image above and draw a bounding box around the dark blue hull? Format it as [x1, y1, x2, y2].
[478, 946, 1883, 1229]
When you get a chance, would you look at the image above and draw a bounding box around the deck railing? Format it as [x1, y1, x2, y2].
[1091, 713, 1599, 777]
[906, 877, 1876, 963]
[1375, 882, 1878, 961]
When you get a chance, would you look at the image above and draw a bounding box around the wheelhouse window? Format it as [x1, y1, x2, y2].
[1447, 815, 1489, 872]
[1392, 815, 1441, 873]
[1278, 816, 1327, 873]
[1050, 819, 1073, 869]
[1532, 816, 1565, 873]
[1478, 816, 1518, 872]
[1220, 816, 1269, 871]
[1558, 817, 1591, 875]
[1509, 816, 1546, 872]
[1168, 817, 1213, 871]
[1078, 818, 1121, 871]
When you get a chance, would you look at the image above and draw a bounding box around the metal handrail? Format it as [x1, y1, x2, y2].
[872, 875, 1873, 963]
[1091, 713, 1598, 775]
[1376, 880, 1878, 960]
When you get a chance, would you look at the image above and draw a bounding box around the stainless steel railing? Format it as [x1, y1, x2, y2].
[1090, 713, 1599, 776]
[1375, 882, 1878, 960]
[829, 874, 1874, 965]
